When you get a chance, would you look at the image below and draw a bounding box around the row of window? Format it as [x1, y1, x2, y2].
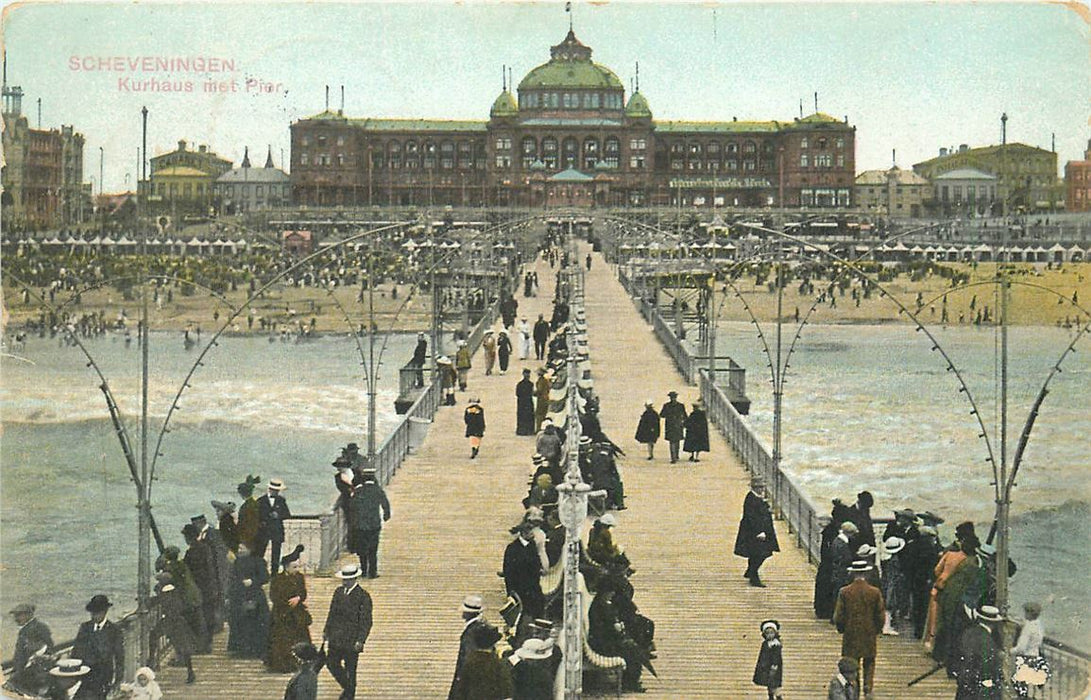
[799, 137, 846, 150]
[213, 184, 290, 197]
[669, 158, 776, 172]
[155, 182, 208, 197]
[939, 185, 997, 202]
[799, 154, 845, 168]
[300, 134, 346, 147]
[519, 91, 624, 110]
[498, 135, 643, 153]
[669, 140, 770, 156]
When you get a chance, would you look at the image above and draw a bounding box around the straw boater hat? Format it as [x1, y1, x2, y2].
[645, 399, 654, 407]
[516, 637, 555, 660]
[460, 595, 484, 615]
[848, 560, 873, 573]
[882, 537, 906, 557]
[49, 659, 90, 678]
[268, 478, 286, 491]
[438, 355, 452, 364]
[336, 564, 362, 580]
[760, 619, 780, 634]
[976, 605, 1003, 623]
[856, 544, 877, 558]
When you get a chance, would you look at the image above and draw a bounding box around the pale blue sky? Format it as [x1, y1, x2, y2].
[2, 1, 1087, 193]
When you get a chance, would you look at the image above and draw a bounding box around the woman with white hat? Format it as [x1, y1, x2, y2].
[880, 536, 908, 636]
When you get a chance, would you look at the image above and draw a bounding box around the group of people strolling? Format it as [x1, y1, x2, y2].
[634, 390, 709, 463]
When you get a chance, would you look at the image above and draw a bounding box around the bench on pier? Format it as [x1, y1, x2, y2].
[578, 574, 626, 696]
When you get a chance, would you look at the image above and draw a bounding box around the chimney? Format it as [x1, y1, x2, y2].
[959, 144, 968, 153]
[178, 139, 187, 152]
[340, 85, 344, 115]
[325, 85, 329, 111]
[198, 144, 207, 153]
[939, 147, 948, 157]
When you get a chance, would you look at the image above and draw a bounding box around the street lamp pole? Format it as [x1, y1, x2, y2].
[367, 240, 378, 461]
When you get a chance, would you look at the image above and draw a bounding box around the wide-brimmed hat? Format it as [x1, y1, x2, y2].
[292, 641, 321, 662]
[883, 537, 906, 556]
[976, 605, 1002, 623]
[332, 456, 352, 468]
[268, 478, 285, 491]
[237, 474, 261, 497]
[336, 564, 362, 580]
[211, 499, 236, 513]
[856, 544, 876, 558]
[894, 508, 915, 520]
[437, 355, 452, 364]
[667, 390, 678, 397]
[346, 443, 360, 452]
[597, 513, 617, 527]
[50, 659, 90, 678]
[918, 510, 945, 525]
[472, 623, 502, 648]
[840, 521, 859, 534]
[9, 603, 34, 616]
[760, 619, 780, 634]
[847, 560, 873, 573]
[517, 637, 555, 660]
[460, 594, 484, 615]
[644, 399, 654, 407]
[85, 595, 112, 613]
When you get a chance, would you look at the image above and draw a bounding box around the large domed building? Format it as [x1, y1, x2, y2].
[290, 29, 855, 208]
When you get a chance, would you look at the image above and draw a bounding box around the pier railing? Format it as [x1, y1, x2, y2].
[630, 265, 1091, 700]
[283, 305, 498, 575]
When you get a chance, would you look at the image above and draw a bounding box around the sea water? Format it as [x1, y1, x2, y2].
[0, 331, 422, 653]
[712, 321, 1091, 649]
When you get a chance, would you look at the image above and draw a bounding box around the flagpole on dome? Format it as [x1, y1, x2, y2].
[566, 1, 573, 31]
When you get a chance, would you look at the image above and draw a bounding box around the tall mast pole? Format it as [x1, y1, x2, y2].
[367, 239, 377, 461]
[138, 105, 152, 664]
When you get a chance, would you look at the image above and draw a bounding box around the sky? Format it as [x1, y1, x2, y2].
[1, 1, 1087, 194]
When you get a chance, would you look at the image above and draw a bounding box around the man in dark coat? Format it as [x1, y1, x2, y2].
[532, 314, 550, 360]
[192, 513, 229, 631]
[659, 391, 687, 464]
[348, 470, 391, 578]
[515, 369, 536, 436]
[236, 474, 262, 554]
[324, 564, 373, 700]
[256, 479, 292, 574]
[825, 521, 860, 619]
[283, 642, 321, 700]
[154, 573, 197, 684]
[734, 478, 780, 587]
[71, 595, 124, 700]
[448, 595, 502, 700]
[682, 400, 710, 461]
[588, 575, 647, 693]
[815, 500, 855, 619]
[451, 623, 514, 700]
[832, 562, 885, 698]
[955, 605, 1003, 700]
[634, 400, 660, 460]
[409, 332, 428, 387]
[6, 603, 54, 695]
[182, 522, 217, 653]
[503, 522, 545, 620]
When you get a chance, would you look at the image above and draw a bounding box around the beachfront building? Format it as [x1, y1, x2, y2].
[214, 147, 291, 213]
[854, 165, 931, 217]
[290, 29, 856, 209]
[2, 70, 88, 230]
[142, 139, 232, 217]
[1064, 138, 1091, 213]
[913, 142, 1060, 213]
[931, 168, 999, 218]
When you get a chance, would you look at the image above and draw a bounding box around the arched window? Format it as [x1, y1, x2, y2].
[542, 137, 558, 169]
[562, 137, 579, 168]
[743, 141, 756, 154]
[727, 142, 738, 155]
[423, 142, 437, 169]
[521, 136, 538, 168]
[583, 137, 599, 169]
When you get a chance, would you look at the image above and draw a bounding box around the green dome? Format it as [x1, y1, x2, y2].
[519, 61, 623, 90]
[517, 30, 623, 91]
[490, 90, 518, 117]
[625, 91, 652, 118]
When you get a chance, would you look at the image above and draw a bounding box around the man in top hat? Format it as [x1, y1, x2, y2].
[6, 603, 54, 695]
[832, 561, 885, 699]
[44, 658, 90, 700]
[659, 391, 687, 464]
[449, 595, 502, 700]
[348, 469, 391, 578]
[342, 443, 365, 471]
[256, 478, 292, 575]
[734, 477, 780, 587]
[323, 564, 373, 700]
[284, 642, 321, 700]
[955, 605, 1004, 700]
[827, 657, 860, 700]
[71, 595, 124, 699]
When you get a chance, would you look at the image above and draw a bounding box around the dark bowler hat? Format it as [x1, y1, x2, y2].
[332, 456, 351, 468]
[85, 595, 112, 613]
[9, 603, 35, 616]
[346, 443, 360, 453]
[667, 390, 678, 397]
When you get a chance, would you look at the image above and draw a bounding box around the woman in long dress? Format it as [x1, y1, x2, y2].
[682, 401, 710, 461]
[497, 331, 513, 374]
[227, 542, 270, 658]
[266, 545, 313, 672]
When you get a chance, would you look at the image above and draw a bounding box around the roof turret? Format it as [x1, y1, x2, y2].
[625, 91, 652, 119]
[490, 90, 518, 118]
[518, 30, 623, 91]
